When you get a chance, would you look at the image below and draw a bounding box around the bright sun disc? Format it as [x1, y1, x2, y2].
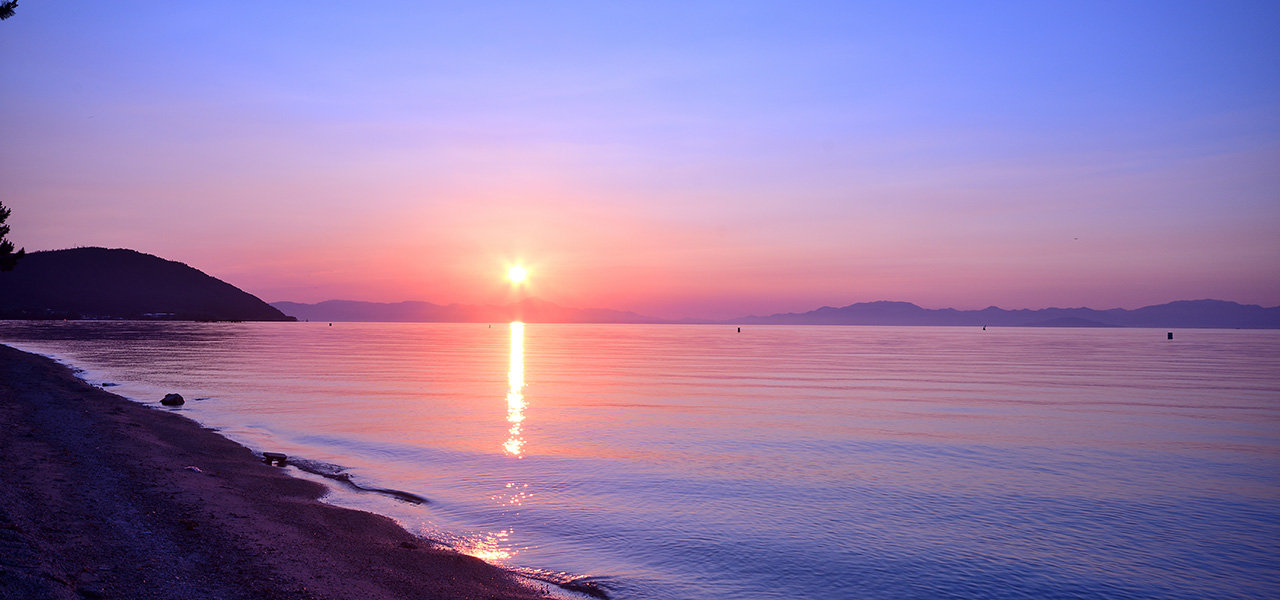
[507, 265, 528, 283]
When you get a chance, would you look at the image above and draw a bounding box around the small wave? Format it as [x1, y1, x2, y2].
[513, 568, 612, 599]
[286, 457, 429, 505]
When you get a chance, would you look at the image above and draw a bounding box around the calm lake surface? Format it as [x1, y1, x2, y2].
[2, 321, 1278, 600]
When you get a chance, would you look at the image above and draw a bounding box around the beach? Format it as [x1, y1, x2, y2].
[0, 343, 554, 600]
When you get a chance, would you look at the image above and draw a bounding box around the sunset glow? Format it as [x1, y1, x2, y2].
[507, 266, 528, 285]
[1, 2, 1276, 318]
[2, 4, 1277, 597]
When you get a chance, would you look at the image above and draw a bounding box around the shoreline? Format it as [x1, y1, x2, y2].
[0, 343, 559, 600]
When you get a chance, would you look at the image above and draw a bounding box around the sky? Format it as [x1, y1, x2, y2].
[1, 1, 1277, 319]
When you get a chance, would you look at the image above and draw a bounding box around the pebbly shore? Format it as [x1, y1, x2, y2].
[0, 343, 555, 600]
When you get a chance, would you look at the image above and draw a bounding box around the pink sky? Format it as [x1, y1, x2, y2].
[2, 2, 1278, 319]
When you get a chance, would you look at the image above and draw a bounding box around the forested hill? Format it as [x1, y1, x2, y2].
[0, 247, 294, 321]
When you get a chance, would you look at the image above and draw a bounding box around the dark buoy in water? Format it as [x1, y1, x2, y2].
[329, 323, 332, 326]
[982, 325, 986, 331]
[737, 327, 741, 333]
[1168, 332, 1173, 340]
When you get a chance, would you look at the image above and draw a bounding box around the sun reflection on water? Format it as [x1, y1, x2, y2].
[504, 322, 526, 457]
[458, 529, 513, 562]
[477, 322, 531, 564]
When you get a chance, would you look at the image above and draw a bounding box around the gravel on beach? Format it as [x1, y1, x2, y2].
[0, 343, 554, 600]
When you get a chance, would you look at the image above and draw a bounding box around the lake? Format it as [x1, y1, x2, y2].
[2, 321, 1277, 599]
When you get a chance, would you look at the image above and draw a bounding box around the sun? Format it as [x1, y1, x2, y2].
[507, 265, 528, 284]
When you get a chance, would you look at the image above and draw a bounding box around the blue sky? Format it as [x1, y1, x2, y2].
[3, 1, 1277, 317]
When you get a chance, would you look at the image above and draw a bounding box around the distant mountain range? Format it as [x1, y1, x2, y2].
[272, 298, 661, 324]
[0, 247, 1272, 328]
[0, 247, 294, 321]
[274, 298, 1280, 329]
[732, 299, 1280, 329]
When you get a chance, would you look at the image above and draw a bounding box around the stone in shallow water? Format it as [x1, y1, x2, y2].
[160, 393, 184, 406]
[262, 452, 288, 466]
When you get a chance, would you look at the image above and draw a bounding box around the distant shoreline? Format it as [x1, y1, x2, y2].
[0, 343, 555, 600]
[2, 316, 1276, 329]
[268, 298, 1280, 329]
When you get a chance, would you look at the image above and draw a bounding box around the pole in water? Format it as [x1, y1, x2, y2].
[1168, 332, 1173, 340]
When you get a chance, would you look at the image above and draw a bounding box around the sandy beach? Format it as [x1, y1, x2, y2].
[0, 343, 555, 600]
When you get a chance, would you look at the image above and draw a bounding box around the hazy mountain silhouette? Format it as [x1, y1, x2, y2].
[0, 247, 294, 321]
[274, 297, 1279, 328]
[4, 247, 1267, 328]
[272, 298, 663, 324]
[732, 299, 1280, 328]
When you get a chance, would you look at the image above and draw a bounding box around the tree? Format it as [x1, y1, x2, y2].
[0, 2, 16, 21]
[0, 201, 25, 271]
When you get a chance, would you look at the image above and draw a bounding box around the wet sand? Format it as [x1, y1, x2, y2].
[0, 344, 555, 600]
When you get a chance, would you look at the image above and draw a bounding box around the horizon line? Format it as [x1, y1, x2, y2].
[267, 296, 1280, 323]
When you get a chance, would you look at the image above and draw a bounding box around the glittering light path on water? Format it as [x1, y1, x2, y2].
[504, 322, 526, 457]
